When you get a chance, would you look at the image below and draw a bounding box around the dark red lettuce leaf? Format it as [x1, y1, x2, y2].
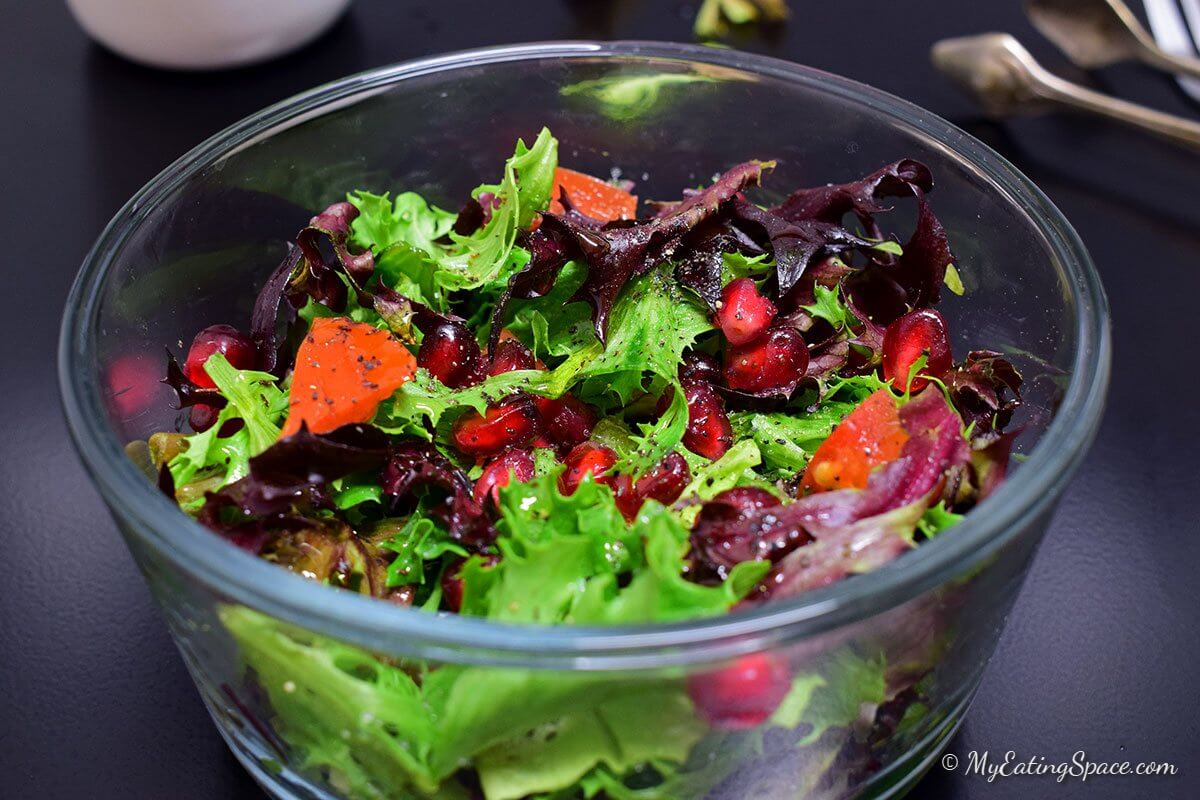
[286, 201, 376, 311]
[945, 350, 1024, 431]
[162, 351, 226, 409]
[197, 423, 389, 532]
[498, 161, 771, 342]
[969, 429, 1018, 501]
[772, 159, 933, 229]
[373, 284, 469, 342]
[886, 189, 953, 311]
[485, 225, 575, 356]
[693, 389, 968, 601]
[382, 441, 496, 551]
[728, 197, 875, 298]
[250, 245, 302, 374]
[674, 218, 766, 309]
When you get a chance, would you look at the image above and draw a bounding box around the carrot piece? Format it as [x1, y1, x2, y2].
[547, 167, 638, 222]
[800, 389, 908, 493]
[281, 317, 416, 437]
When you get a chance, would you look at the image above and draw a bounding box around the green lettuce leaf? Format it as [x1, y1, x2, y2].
[771, 648, 887, 745]
[348, 190, 457, 257]
[376, 516, 468, 587]
[917, 501, 964, 538]
[460, 471, 766, 625]
[219, 607, 441, 798]
[168, 353, 287, 489]
[729, 402, 855, 476]
[437, 128, 558, 293]
[800, 283, 853, 331]
[475, 690, 705, 800]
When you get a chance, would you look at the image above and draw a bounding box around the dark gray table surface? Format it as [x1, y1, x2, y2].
[3, 1, 1198, 798]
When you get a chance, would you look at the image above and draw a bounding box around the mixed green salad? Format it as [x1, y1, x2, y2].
[149, 128, 1022, 799]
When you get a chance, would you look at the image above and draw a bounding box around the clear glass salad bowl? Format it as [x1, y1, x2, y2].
[59, 42, 1109, 800]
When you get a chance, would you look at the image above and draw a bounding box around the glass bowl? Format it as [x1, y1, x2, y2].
[59, 41, 1109, 800]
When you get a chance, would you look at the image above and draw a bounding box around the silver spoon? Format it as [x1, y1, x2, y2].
[1026, 0, 1200, 78]
[932, 33, 1200, 150]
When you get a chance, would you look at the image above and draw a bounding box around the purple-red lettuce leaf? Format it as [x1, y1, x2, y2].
[162, 351, 226, 409]
[885, 189, 953, 311]
[382, 441, 496, 551]
[944, 350, 1024, 432]
[250, 245, 302, 374]
[496, 160, 771, 343]
[693, 389, 968, 601]
[198, 423, 390, 532]
[286, 201, 377, 312]
[729, 197, 875, 299]
[772, 159, 933, 230]
[674, 218, 766, 309]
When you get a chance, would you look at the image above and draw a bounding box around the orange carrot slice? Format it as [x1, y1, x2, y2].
[547, 167, 638, 222]
[800, 389, 908, 493]
[281, 317, 416, 437]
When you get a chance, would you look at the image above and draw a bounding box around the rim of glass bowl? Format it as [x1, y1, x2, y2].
[59, 41, 1110, 670]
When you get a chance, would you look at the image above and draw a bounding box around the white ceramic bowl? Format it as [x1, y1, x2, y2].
[67, 0, 352, 70]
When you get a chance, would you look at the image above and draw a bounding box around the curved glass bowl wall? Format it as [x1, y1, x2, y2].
[60, 43, 1109, 800]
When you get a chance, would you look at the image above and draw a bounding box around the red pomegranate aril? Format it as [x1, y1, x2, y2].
[881, 308, 952, 392]
[418, 322, 482, 388]
[473, 449, 536, 506]
[678, 350, 722, 385]
[613, 474, 641, 521]
[489, 339, 536, 376]
[681, 380, 733, 460]
[687, 653, 793, 730]
[184, 324, 256, 388]
[536, 394, 597, 448]
[559, 442, 617, 495]
[189, 403, 220, 432]
[715, 278, 777, 346]
[636, 452, 691, 507]
[451, 398, 538, 457]
[613, 453, 692, 522]
[723, 327, 809, 395]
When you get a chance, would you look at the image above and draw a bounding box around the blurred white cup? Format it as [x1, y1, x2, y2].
[66, 0, 353, 70]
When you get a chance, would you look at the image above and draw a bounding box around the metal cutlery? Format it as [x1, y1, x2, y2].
[931, 33, 1200, 149]
[1025, 0, 1200, 78]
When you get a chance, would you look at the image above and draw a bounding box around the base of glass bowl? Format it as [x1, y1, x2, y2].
[205, 681, 977, 800]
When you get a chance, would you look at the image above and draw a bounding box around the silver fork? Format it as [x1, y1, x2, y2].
[1144, 0, 1200, 99]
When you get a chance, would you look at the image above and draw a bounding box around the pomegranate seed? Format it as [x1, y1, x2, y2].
[612, 474, 641, 521]
[473, 449, 535, 506]
[529, 433, 556, 449]
[489, 339, 536, 375]
[184, 325, 256, 388]
[687, 653, 793, 730]
[715, 278, 777, 346]
[681, 380, 733, 460]
[615, 452, 693, 522]
[636, 452, 691, 506]
[451, 397, 539, 457]
[418, 321, 482, 388]
[559, 442, 617, 495]
[881, 309, 952, 392]
[678, 350, 722, 385]
[189, 403, 220, 432]
[723, 327, 809, 395]
[536, 394, 597, 448]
